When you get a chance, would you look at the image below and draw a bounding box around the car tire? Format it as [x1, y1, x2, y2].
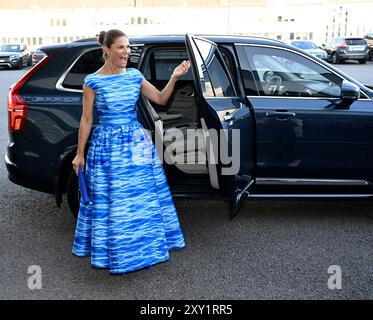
[358, 57, 368, 64]
[67, 169, 79, 219]
[14, 58, 23, 70]
[332, 52, 340, 64]
[27, 57, 32, 67]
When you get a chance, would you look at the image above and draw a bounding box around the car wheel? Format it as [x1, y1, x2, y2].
[358, 57, 367, 64]
[332, 52, 340, 64]
[67, 169, 79, 219]
[15, 58, 23, 69]
[27, 57, 32, 67]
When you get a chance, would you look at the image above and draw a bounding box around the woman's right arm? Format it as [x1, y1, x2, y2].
[72, 83, 95, 175]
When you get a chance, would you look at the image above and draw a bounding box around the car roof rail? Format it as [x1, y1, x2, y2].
[72, 38, 98, 43]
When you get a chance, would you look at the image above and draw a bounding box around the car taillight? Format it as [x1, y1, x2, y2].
[340, 40, 347, 48]
[8, 55, 53, 132]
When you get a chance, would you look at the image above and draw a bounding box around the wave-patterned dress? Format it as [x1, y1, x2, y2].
[72, 68, 186, 274]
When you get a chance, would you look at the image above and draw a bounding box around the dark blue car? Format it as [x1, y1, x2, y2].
[5, 34, 373, 218]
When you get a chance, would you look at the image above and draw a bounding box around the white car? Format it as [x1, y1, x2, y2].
[288, 40, 327, 60]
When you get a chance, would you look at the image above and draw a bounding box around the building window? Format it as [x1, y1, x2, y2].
[50, 18, 54, 26]
[278, 16, 282, 22]
[33, 37, 37, 45]
[62, 18, 67, 26]
[290, 32, 294, 40]
[39, 37, 43, 45]
[56, 19, 60, 26]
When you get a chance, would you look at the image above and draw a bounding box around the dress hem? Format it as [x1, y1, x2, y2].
[72, 244, 185, 274]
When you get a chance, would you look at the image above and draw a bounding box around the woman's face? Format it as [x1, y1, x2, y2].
[104, 36, 131, 69]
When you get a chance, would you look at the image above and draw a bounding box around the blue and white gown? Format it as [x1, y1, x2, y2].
[72, 68, 186, 274]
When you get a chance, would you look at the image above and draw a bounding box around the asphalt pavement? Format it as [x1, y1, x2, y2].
[1, 62, 373, 300]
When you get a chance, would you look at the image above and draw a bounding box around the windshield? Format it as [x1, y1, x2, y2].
[0, 45, 21, 52]
[291, 41, 318, 50]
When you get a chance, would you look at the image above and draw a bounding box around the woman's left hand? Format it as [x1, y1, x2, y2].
[172, 60, 191, 80]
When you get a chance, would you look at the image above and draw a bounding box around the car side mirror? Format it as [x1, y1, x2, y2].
[341, 80, 360, 100]
[335, 80, 360, 109]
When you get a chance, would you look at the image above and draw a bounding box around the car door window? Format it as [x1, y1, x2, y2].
[62, 46, 143, 90]
[242, 46, 342, 98]
[144, 49, 193, 81]
[191, 37, 236, 97]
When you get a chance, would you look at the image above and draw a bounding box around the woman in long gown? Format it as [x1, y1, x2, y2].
[72, 29, 189, 275]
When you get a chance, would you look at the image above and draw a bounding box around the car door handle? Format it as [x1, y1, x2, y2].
[223, 113, 235, 122]
[265, 111, 296, 118]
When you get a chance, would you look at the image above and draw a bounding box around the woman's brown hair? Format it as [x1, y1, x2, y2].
[98, 29, 127, 59]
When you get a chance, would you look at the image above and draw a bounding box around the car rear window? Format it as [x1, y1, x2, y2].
[292, 41, 318, 49]
[61, 46, 143, 90]
[346, 39, 366, 45]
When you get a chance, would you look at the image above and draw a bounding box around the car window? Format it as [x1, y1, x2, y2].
[242, 46, 342, 98]
[292, 41, 318, 50]
[346, 39, 366, 46]
[62, 46, 143, 90]
[144, 49, 193, 81]
[190, 37, 235, 97]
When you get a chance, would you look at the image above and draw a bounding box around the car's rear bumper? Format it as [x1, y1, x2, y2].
[339, 53, 368, 60]
[5, 150, 55, 194]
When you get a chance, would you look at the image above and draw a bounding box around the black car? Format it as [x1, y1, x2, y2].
[364, 33, 373, 60]
[0, 44, 32, 69]
[5, 34, 373, 219]
[324, 37, 369, 64]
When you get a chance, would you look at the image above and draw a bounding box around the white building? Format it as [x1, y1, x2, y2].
[0, 0, 372, 51]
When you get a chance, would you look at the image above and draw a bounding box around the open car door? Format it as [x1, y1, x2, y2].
[185, 34, 255, 219]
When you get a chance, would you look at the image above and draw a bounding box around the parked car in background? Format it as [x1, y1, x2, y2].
[32, 48, 47, 65]
[324, 37, 369, 64]
[0, 44, 32, 69]
[364, 33, 373, 60]
[288, 40, 327, 60]
[5, 34, 373, 219]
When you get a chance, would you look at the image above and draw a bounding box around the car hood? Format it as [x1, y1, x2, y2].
[0, 52, 21, 56]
